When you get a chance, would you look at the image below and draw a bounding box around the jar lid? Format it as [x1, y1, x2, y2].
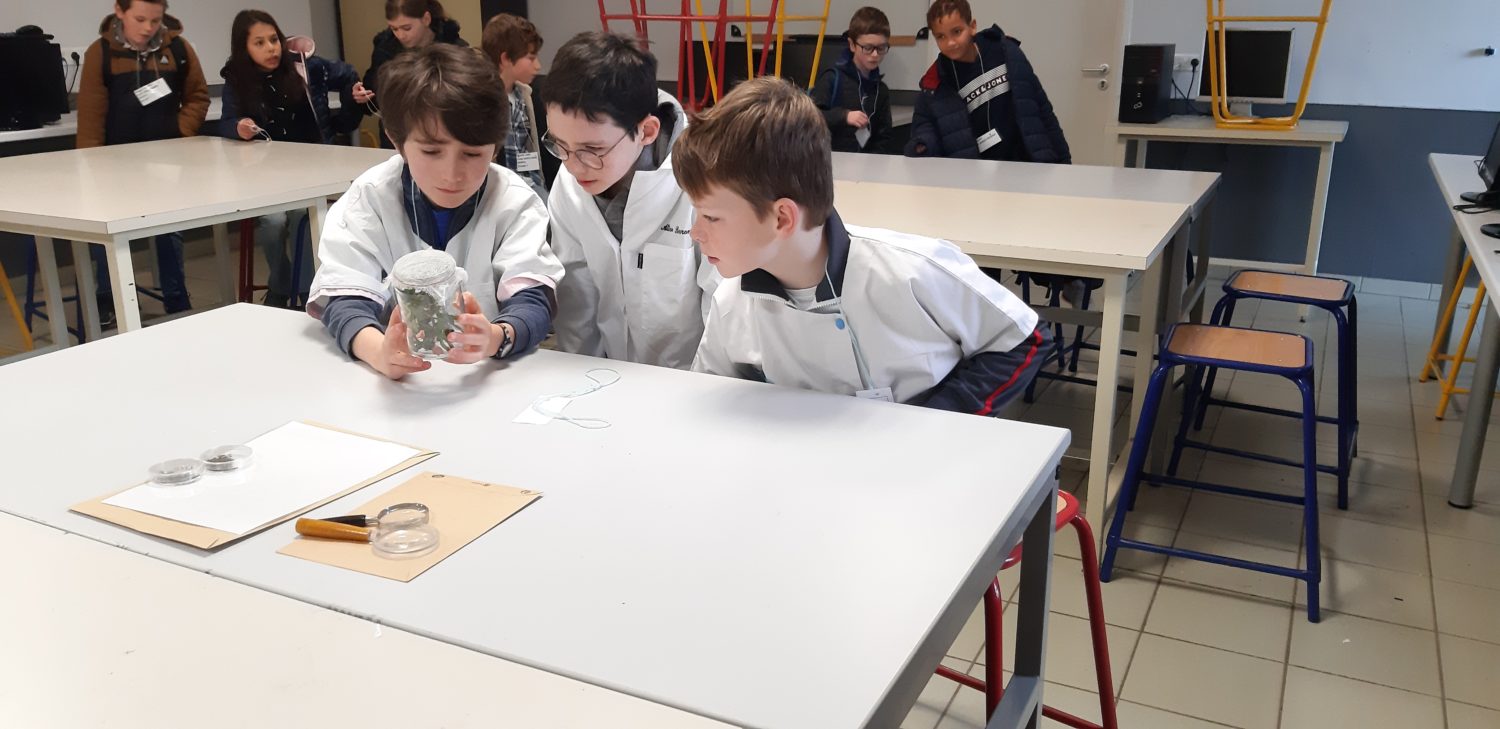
[390, 249, 458, 288]
[200, 445, 253, 471]
[148, 458, 205, 486]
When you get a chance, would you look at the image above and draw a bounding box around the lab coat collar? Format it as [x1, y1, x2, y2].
[740, 208, 851, 303]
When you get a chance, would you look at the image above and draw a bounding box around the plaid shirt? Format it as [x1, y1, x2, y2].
[503, 87, 547, 197]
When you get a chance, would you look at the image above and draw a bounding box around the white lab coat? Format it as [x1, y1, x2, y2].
[548, 90, 720, 370]
[307, 154, 563, 322]
[692, 220, 1039, 403]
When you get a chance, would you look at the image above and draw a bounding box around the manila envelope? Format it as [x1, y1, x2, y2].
[70, 421, 436, 551]
[278, 471, 541, 582]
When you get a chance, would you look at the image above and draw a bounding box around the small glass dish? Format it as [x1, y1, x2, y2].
[148, 458, 205, 486]
[372, 502, 440, 558]
[200, 445, 253, 472]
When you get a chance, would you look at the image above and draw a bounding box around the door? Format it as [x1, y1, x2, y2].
[955, 1, 1131, 166]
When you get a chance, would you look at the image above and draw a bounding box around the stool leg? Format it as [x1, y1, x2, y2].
[1102, 363, 1174, 582]
[1167, 362, 1203, 478]
[1071, 514, 1119, 729]
[1297, 371, 1322, 623]
[1333, 306, 1353, 510]
[982, 577, 1004, 718]
[1437, 284, 1486, 420]
[1193, 295, 1239, 431]
[1347, 297, 1359, 459]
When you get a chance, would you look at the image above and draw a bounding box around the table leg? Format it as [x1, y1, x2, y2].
[1300, 141, 1337, 320]
[989, 483, 1056, 729]
[1117, 137, 1131, 167]
[1084, 273, 1129, 556]
[32, 236, 69, 347]
[212, 223, 235, 306]
[71, 241, 101, 342]
[105, 235, 143, 332]
[1190, 198, 1216, 323]
[308, 198, 329, 265]
[1432, 224, 1466, 356]
[1133, 139, 1149, 169]
[1450, 304, 1499, 509]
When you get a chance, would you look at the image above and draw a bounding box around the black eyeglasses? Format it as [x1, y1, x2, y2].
[855, 42, 891, 56]
[541, 130, 630, 171]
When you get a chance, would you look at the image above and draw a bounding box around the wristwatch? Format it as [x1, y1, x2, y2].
[497, 322, 515, 358]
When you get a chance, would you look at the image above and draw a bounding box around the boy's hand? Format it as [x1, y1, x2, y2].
[352, 306, 431, 380]
[352, 82, 375, 104]
[846, 110, 870, 128]
[444, 292, 509, 364]
[236, 118, 260, 140]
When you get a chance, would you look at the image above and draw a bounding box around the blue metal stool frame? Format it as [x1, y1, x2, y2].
[22, 240, 86, 344]
[1101, 322, 1323, 622]
[1189, 270, 1357, 510]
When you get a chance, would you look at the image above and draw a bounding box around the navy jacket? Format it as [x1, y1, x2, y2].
[905, 26, 1070, 163]
[810, 47, 894, 154]
[219, 53, 361, 145]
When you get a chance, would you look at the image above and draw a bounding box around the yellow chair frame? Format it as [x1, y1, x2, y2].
[1205, 0, 1332, 130]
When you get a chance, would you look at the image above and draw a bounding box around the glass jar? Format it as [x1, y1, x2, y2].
[390, 250, 467, 360]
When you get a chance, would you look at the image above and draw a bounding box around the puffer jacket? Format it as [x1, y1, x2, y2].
[810, 47, 894, 154]
[76, 13, 209, 148]
[905, 25, 1069, 163]
[219, 36, 362, 145]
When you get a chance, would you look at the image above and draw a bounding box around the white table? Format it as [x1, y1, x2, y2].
[0, 511, 733, 729]
[831, 156, 1199, 552]
[0, 137, 391, 342]
[1429, 153, 1500, 508]
[0, 95, 346, 146]
[0, 305, 1070, 729]
[1110, 115, 1347, 289]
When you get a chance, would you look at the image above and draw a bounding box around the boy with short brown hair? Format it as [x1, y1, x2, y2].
[481, 13, 547, 199]
[810, 6, 894, 154]
[676, 77, 1048, 415]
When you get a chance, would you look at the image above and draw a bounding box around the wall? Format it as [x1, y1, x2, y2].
[1130, 1, 1500, 282]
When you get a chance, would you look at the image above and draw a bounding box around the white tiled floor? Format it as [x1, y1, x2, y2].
[4, 254, 1499, 728]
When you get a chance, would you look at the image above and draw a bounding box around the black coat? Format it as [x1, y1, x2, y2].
[364, 18, 468, 148]
[810, 48, 894, 154]
[905, 26, 1070, 163]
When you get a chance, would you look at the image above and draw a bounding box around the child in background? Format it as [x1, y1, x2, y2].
[541, 32, 717, 370]
[357, 0, 468, 149]
[906, 0, 1069, 163]
[677, 77, 1049, 416]
[220, 9, 362, 309]
[77, 0, 209, 326]
[481, 13, 547, 201]
[811, 6, 894, 154]
[307, 44, 562, 381]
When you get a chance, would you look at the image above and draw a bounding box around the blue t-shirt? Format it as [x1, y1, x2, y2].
[431, 209, 455, 249]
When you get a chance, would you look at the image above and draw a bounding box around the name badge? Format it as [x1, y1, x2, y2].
[516, 151, 541, 172]
[855, 126, 872, 149]
[855, 387, 894, 403]
[976, 128, 1002, 154]
[134, 77, 172, 106]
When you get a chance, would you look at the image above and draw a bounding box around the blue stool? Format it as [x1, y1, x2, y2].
[22, 240, 86, 344]
[1190, 270, 1357, 510]
[1102, 323, 1323, 622]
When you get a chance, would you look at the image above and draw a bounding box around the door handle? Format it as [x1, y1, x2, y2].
[1081, 64, 1110, 75]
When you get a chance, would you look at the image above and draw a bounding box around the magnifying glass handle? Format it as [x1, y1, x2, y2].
[295, 518, 372, 542]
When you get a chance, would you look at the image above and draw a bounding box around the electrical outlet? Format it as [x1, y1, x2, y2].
[1173, 53, 1199, 72]
[60, 46, 88, 76]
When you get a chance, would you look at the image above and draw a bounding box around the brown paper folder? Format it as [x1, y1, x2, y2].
[69, 421, 437, 551]
[278, 472, 541, 582]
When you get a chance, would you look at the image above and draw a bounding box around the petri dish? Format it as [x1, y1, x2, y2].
[200, 445, 253, 472]
[148, 458, 205, 486]
[372, 502, 439, 558]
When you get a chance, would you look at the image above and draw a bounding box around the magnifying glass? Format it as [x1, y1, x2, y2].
[295, 502, 440, 558]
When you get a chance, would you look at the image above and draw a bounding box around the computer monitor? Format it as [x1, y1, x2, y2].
[1480, 121, 1500, 193]
[0, 34, 68, 130]
[1196, 29, 1294, 112]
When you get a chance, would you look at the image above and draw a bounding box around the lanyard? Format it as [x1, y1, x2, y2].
[823, 267, 875, 391]
[948, 44, 992, 134]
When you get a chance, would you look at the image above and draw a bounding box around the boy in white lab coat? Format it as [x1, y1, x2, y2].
[540, 32, 718, 370]
[307, 44, 563, 381]
[675, 77, 1050, 415]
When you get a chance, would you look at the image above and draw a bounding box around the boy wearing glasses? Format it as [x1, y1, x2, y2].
[541, 31, 718, 370]
[812, 6, 894, 154]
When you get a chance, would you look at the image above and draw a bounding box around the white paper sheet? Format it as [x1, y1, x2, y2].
[103, 422, 422, 534]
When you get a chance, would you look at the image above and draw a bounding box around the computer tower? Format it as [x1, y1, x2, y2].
[1118, 43, 1173, 124]
[0, 34, 68, 131]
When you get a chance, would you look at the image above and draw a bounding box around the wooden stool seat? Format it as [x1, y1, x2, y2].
[1167, 324, 1310, 370]
[1228, 270, 1352, 304]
